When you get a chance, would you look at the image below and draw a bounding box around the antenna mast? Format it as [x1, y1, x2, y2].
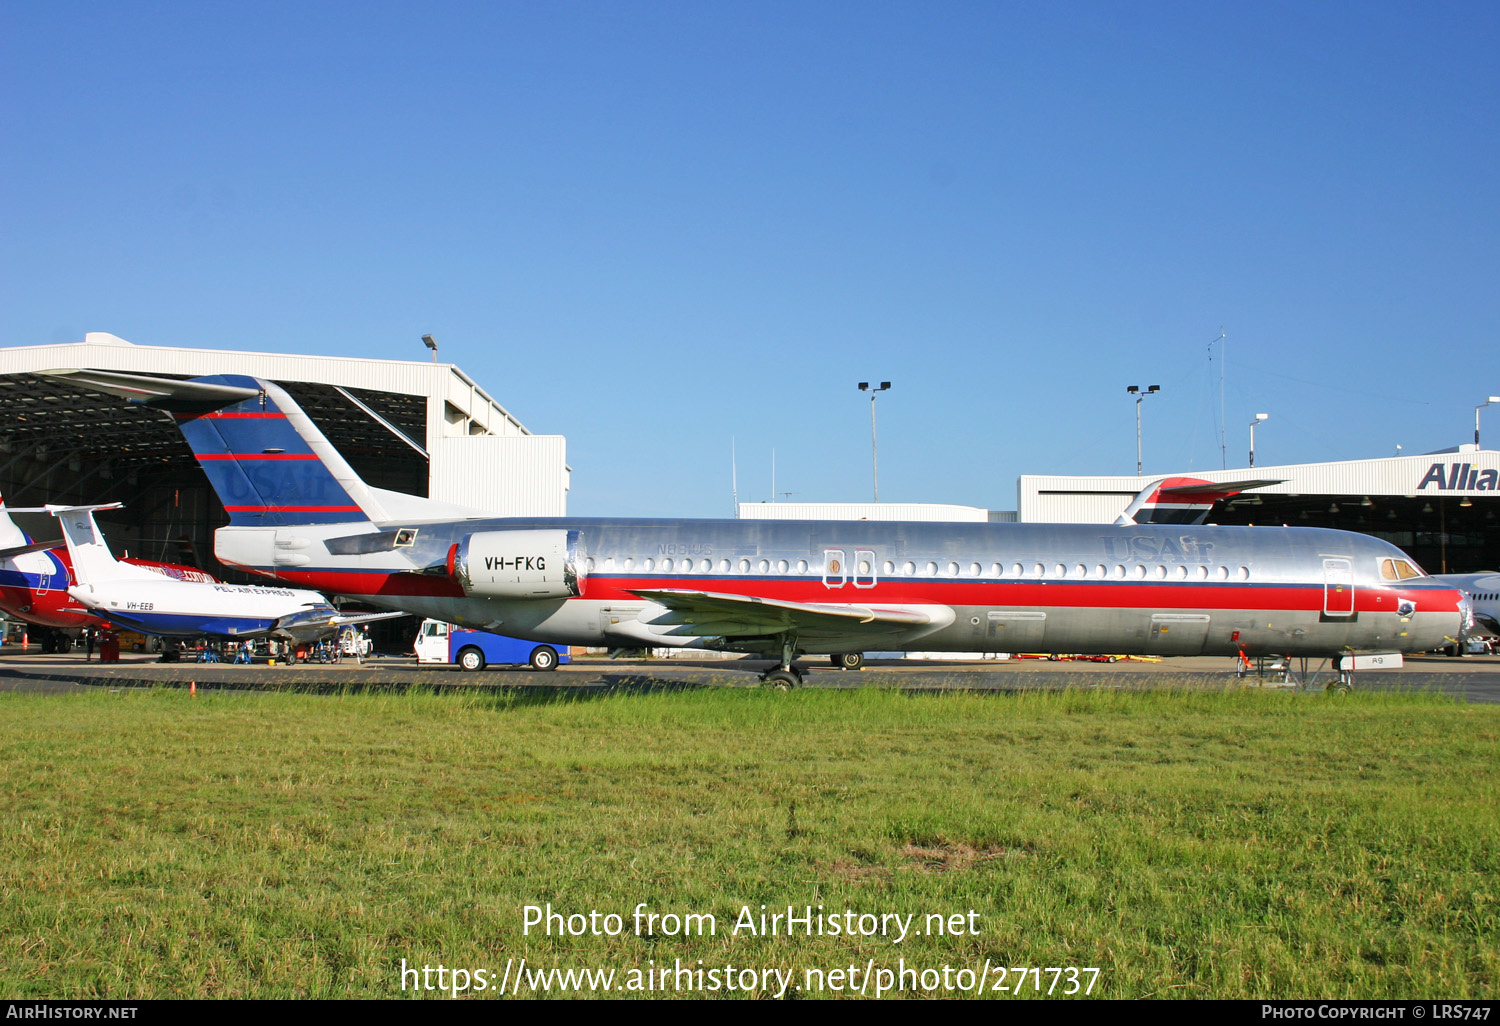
[1208, 329, 1227, 468]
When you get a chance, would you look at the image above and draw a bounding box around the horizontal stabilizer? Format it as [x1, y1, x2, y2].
[0, 539, 61, 560]
[38, 369, 260, 413]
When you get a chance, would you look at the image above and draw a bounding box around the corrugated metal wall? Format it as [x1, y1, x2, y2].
[431, 435, 568, 516]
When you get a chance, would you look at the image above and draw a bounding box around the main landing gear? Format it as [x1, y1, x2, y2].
[759, 633, 804, 689]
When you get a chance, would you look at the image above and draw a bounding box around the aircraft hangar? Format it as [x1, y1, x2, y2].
[1016, 450, 1500, 574]
[0, 333, 569, 585]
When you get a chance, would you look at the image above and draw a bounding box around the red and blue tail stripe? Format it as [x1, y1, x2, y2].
[173, 375, 369, 526]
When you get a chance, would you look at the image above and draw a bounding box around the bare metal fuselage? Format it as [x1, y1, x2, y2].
[218, 517, 1465, 659]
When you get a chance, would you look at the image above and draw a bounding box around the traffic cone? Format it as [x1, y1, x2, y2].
[189, 680, 196, 696]
[21, 631, 27, 650]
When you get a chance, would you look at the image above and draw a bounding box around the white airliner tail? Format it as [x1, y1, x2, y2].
[35, 504, 162, 587]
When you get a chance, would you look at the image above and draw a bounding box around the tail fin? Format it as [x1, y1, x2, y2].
[173, 376, 388, 526]
[1115, 477, 1285, 526]
[42, 504, 161, 586]
[0, 495, 29, 551]
[39, 370, 388, 527]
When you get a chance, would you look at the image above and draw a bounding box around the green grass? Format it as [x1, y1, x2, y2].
[0, 685, 1495, 999]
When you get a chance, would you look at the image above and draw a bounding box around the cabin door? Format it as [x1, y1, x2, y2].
[1323, 558, 1355, 617]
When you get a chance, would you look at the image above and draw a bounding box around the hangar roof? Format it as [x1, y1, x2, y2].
[0, 333, 542, 506]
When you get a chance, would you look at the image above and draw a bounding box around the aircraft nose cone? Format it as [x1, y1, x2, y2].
[1457, 594, 1475, 636]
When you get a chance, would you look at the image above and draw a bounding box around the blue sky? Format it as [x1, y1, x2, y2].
[3, 1, 1497, 517]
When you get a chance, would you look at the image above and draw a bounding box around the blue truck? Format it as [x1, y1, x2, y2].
[414, 619, 570, 671]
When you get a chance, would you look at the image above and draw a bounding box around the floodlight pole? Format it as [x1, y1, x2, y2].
[1127, 385, 1160, 476]
[1249, 413, 1269, 468]
[858, 381, 891, 501]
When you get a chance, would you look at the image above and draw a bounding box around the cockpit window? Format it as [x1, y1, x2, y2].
[1380, 558, 1425, 581]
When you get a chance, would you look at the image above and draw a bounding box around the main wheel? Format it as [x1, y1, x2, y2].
[456, 646, 486, 671]
[529, 645, 559, 671]
[762, 669, 800, 690]
[830, 652, 864, 670]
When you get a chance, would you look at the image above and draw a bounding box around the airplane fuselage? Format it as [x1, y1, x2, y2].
[66, 577, 331, 638]
[216, 517, 1466, 658]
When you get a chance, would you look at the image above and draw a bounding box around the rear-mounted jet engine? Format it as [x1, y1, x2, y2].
[448, 529, 585, 599]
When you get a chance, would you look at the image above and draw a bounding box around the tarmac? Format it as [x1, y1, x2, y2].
[1, 648, 1498, 702]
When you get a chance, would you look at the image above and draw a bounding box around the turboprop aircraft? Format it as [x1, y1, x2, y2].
[42, 369, 1470, 687]
[26, 501, 399, 644]
[0, 495, 218, 647]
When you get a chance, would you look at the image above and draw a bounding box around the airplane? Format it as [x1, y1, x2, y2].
[23, 500, 400, 647]
[0, 494, 218, 649]
[1426, 571, 1500, 650]
[40, 369, 1471, 687]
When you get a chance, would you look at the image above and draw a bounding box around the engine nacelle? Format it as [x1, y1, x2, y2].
[450, 529, 585, 600]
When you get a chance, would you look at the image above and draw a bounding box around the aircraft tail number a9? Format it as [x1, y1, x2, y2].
[38, 367, 1471, 687]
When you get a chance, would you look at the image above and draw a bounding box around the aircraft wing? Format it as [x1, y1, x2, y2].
[628, 588, 943, 639]
[270, 608, 407, 643]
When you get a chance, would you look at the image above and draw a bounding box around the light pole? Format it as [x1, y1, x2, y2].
[1249, 413, 1269, 468]
[1476, 396, 1500, 447]
[1126, 385, 1160, 476]
[421, 334, 438, 362]
[858, 381, 891, 501]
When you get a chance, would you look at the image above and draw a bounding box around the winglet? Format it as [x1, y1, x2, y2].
[1115, 477, 1286, 526]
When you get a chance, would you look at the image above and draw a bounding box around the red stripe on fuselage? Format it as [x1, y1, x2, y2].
[173, 412, 288, 420]
[259, 568, 467, 598]
[240, 568, 1453, 614]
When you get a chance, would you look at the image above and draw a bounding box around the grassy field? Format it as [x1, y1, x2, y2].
[0, 684, 1495, 999]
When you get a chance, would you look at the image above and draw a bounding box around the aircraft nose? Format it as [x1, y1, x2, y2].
[1457, 594, 1475, 636]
